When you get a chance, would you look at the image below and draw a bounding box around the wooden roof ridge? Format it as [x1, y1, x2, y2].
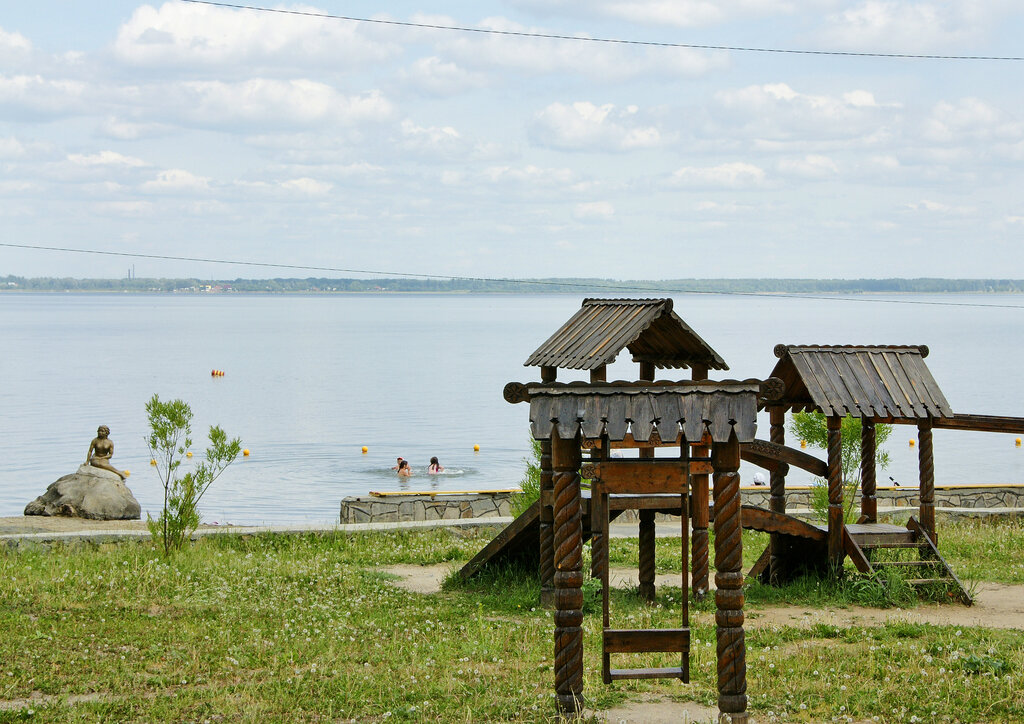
[523, 297, 728, 372]
[775, 343, 930, 357]
[767, 343, 953, 420]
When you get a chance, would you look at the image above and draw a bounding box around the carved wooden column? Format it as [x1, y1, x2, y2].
[589, 366, 608, 581]
[539, 365, 557, 607]
[690, 364, 710, 599]
[768, 406, 787, 582]
[712, 435, 747, 723]
[552, 428, 584, 714]
[861, 419, 877, 523]
[827, 415, 844, 570]
[918, 419, 936, 545]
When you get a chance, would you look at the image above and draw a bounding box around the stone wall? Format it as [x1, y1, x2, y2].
[340, 492, 515, 524]
[740, 484, 1024, 510]
[341, 485, 1024, 525]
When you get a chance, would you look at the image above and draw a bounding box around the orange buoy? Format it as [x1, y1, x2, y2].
[150, 459, 157, 466]
[186, 451, 193, 458]
[243, 449, 250, 456]
[473, 444, 480, 452]
[909, 439, 915, 447]
[800, 440, 807, 448]
[361, 446, 368, 454]
[123, 470, 130, 477]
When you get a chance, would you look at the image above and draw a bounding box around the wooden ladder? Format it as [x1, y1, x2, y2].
[843, 517, 972, 605]
[591, 466, 691, 684]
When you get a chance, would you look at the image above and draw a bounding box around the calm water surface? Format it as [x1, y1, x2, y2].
[2, 292, 1022, 523]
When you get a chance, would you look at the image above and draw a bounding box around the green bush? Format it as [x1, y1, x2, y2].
[145, 394, 241, 558]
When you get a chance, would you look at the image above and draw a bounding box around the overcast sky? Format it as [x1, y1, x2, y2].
[1, 1, 1023, 280]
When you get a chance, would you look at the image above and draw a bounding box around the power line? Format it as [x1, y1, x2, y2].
[2, 241, 1023, 309]
[179, 0, 1024, 62]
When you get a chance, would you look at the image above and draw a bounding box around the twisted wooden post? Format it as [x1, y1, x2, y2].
[539, 438, 556, 607]
[768, 406, 787, 583]
[827, 415, 844, 570]
[552, 430, 584, 714]
[638, 509, 656, 602]
[861, 419, 877, 523]
[690, 366, 710, 600]
[918, 420, 936, 545]
[539, 366, 556, 608]
[712, 437, 747, 722]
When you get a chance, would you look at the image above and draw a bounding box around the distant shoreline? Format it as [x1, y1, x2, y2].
[4, 276, 1024, 295]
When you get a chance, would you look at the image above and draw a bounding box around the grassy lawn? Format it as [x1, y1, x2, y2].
[0, 520, 1022, 722]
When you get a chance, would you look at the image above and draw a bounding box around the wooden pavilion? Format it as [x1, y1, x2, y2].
[462, 297, 1024, 722]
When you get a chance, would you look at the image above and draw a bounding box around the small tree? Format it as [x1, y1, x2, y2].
[789, 411, 891, 522]
[145, 394, 241, 557]
[511, 437, 543, 518]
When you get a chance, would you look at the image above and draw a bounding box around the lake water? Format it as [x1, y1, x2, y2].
[2, 292, 1023, 524]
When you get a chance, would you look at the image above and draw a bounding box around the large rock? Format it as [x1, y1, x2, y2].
[24, 464, 141, 520]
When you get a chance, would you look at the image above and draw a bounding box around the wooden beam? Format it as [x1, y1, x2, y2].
[741, 438, 827, 477]
[933, 414, 1024, 434]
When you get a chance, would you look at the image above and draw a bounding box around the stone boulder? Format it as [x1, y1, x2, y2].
[24, 464, 141, 520]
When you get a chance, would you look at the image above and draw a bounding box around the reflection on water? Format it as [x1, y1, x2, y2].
[2, 292, 1023, 524]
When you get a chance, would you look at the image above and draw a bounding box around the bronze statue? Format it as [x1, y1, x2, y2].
[86, 425, 126, 480]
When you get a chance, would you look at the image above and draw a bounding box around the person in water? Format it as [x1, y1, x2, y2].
[397, 459, 412, 477]
[428, 457, 444, 474]
[86, 425, 126, 480]
[391, 457, 405, 471]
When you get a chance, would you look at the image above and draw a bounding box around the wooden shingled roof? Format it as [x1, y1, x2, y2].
[767, 344, 953, 420]
[523, 298, 728, 372]
[503, 379, 760, 443]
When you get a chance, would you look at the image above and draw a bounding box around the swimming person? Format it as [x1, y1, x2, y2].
[428, 457, 444, 474]
[397, 459, 412, 477]
[86, 425, 126, 480]
[391, 457, 405, 471]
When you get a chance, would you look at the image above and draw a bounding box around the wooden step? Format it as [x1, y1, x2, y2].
[859, 541, 923, 549]
[873, 560, 940, 568]
[604, 628, 688, 654]
[609, 666, 686, 681]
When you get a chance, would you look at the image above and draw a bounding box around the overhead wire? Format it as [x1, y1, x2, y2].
[179, 0, 1024, 62]
[2, 242, 1023, 309]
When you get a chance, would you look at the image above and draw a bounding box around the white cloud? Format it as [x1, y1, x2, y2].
[816, 1, 1008, 52]
[0, 26, 32, 61]
[280, 177, 332, 196]
[67, 151, 146, 168]
[0, 136, 27, 159]
[0, 74, 88, 119]
[712, 82, 897, 143]
[142, 169, 211, 193]
[401, 56, 489, 95]
[905, 199, 975, 214]
[532, 101, 663, 151]
[162, 80, 393, 129]
[923, 98, 1023, 143]
[777, 154, 839, 178]
[509, 0, 803, 28]
[574, 201, 615, 219]
[98, 116, 168, 141]
[97, 201, 154, 216]
[669, 162, 765, 188]
[483, 165, 575, 186]
[113, 2, 396, 71]
[434, 16, 724, 81]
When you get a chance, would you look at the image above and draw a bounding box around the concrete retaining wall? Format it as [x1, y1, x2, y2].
[340, 492, 515, 524]
[341, 484, 1024, 524]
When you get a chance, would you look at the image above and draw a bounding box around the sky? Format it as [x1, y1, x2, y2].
[1, 0, 1023, 280]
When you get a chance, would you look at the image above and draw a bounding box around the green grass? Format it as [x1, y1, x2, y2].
[0, 520, 1022, 721]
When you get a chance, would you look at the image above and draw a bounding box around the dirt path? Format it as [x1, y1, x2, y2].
[384, 564, 1024, 631]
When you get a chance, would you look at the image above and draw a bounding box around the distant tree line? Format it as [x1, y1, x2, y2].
[3, 275, 1024, 294]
